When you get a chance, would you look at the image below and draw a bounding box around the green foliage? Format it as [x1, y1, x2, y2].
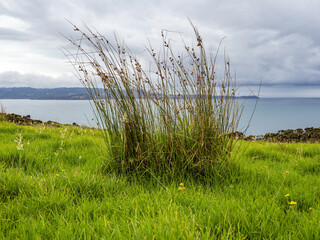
[263, 127, 320, 142]
[1, 123, 320, 239]
[65, 22, 243, 178]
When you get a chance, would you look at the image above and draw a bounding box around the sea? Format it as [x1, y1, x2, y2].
[1, 98, 319, 136]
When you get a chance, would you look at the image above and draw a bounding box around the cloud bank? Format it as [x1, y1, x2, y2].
[0, 0, 320, 97]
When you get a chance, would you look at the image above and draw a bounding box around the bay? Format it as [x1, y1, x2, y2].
[1, 98, 319, 135]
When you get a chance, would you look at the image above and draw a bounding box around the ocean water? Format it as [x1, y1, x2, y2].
[238, 98, 320, 135]
[1, 98, 319, 135]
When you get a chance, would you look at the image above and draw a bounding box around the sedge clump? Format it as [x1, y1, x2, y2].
[65, 21, 245, 179]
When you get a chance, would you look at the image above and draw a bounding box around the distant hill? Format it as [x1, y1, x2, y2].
[0, 87, 90, 100]
[0, 87, 259, 100]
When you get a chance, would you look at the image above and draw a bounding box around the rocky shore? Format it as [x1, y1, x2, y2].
[231, 128, 320, 143]
[0, 113, 80, 127]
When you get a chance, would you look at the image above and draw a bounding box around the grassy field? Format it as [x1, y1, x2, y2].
[1, 121, 320, 239]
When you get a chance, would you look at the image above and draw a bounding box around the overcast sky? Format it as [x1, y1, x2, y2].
[0, 0, 320, 97]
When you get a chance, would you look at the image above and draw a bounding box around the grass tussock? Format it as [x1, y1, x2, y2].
[0, 103, 6, 121]
[65, 22, 243, 178]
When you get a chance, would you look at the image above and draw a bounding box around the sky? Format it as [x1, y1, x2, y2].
[0, 0, 320, 97]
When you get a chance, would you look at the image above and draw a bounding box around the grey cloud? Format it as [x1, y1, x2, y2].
[0, 71, 81, 88]
[0, 27, 31, 40]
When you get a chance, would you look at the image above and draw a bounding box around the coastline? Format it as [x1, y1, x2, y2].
[1, 112, 319, 143]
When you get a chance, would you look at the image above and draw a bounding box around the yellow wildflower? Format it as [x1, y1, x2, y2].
[56, 174, 60, 177]
[289, 201, 297, 205]
[285, 194, 289, 198]
[178, 186, 186, 191]
[309, 207, 313, 211]
[180, 183, 184, 186]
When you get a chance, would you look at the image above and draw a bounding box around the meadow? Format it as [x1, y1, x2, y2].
[1, 121, 320, 239]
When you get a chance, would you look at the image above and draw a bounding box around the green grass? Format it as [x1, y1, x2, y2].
[1, 121, 320, 239]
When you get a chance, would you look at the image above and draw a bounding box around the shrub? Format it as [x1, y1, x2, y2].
[64, 22, 243, 178]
